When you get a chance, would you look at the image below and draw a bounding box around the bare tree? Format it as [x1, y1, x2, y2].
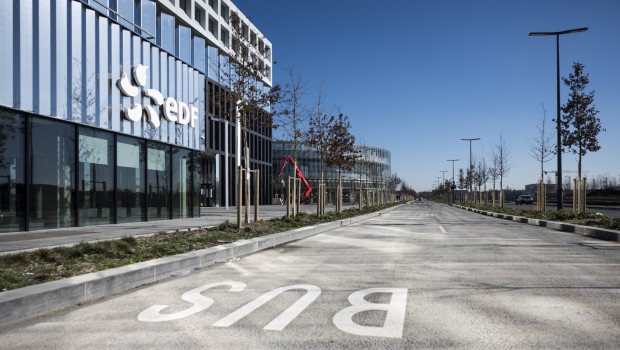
[529, 104, 555, 182]
[487, 156, 499, 206]
[492, 134, 511, 207]
[475, 158, 488, 205]
[276, 64, 308, 163]
[216, 11, 280, 224]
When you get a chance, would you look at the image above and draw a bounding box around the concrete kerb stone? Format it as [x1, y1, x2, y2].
[0, 205, 401, 327]
[452, 204, 619, 241]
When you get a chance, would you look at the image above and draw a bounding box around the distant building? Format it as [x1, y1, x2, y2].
[272, 141, 391, 204]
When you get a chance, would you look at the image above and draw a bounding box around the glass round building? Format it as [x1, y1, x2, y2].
[272, 141, 392, 204]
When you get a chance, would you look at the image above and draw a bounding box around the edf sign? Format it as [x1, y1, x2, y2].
[117, 64, 199, 128]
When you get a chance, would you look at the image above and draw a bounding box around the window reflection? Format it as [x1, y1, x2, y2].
[78, 128, 114, 226]
[158, 11, 175, 54]
[177, 24, 191, 63]
[117, 0, 134, 32]
[30, 118, 75, 230]
[172, 147, 191, 218]
[117, 135, 146, 222]
[147, 142, 170, 220]
[141, 0, 157, 41]
[193, 36, 206, 73]
[0, 111, 26, 232]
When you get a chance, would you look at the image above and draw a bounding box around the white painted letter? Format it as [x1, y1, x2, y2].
[178, 101, 190, 125]
[333, 288, 408, 338]
[190, 106, 198, 128]
[212, 284, 321, 331]
[163, 97, 178, 122]
[137, 281, 246, 322]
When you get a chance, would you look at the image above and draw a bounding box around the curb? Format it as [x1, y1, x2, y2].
[453, 204, 620, 241]
[0, 205, 400, 327]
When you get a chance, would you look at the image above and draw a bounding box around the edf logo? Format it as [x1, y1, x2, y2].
[117, 65, 199, 128]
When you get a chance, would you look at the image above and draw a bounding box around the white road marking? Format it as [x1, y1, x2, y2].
[212, 284, 321, 331]
[438, 226, 447, 233]
[333, 288, 408, 339]
[138, 281, 246, 322]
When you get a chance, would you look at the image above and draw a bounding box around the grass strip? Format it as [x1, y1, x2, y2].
[455, 202, 620, 231]
[0, 204, 397, 291]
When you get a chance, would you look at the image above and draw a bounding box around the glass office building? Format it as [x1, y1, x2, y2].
[0, 0, 273, 232]
[273, 141, 392, 204]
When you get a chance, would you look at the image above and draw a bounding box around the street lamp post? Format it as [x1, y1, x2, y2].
[461, 138, 480, 201]
[447, 159, 459, 202]
[529, 27, 588, 210]
[440, 170, 448, 201]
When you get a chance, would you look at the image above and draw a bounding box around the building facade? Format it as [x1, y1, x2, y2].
[272, 141, 392, 204]
[0, 0, 273, 232]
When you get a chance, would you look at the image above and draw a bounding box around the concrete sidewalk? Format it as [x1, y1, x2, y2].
[0, 204, 354, 254]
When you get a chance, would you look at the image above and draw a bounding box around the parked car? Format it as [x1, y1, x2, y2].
[516, 194, 533, 205]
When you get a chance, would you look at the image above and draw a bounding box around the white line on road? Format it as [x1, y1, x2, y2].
[438, 226, 447, 233]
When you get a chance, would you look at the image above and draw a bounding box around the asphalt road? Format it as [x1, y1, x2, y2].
[1, 201, 619, 349]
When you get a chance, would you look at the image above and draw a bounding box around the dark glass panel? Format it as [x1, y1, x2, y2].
[78, 127, 114, 226]
[171, 147, 191, 218]
[117, 135, 146, 223]
[0, 111, 26, 232]
[30, 118, 76, 230]
[147, 142, 170, 220]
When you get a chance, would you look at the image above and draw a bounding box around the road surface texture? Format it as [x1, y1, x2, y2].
[1, 201, 619, 349]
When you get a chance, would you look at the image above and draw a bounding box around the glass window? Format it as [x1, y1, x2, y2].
[192, 151, 200, 217]
[207, 45, 219, 81]
[158, 11, 175, 54]
[117, 135, 146, 223]
[0, 111, 26, 232]
[177, 24, 191, 63]
[117, 0, 134, 31]
[78, 128, 114, 226]
[141, 0, 157, 42]
[30, 118, 76, 230]
[147, 142, 170, 220]
[195, 5, 206, 29]
[180, 0, 191, 17]
[90, 0, 108, 15]
[171, 147, 191, 218]
[193, 36, 206, 74]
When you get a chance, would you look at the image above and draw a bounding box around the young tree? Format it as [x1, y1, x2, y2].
[529, 104, 555, 182]
[487, 157, 499, 206]
[217, 11, 280, 224]
[457, 168, 467, 201]
[386, 174, 402, 202]
[325, 114, 358, 172]
[458, 168, 467, 191]
[475, 159, 488, 204]
[276, 64, 308, 166]
[492, 135, 511, 207]
[561, 62, 605, 182]
[324, 114, 359, 212]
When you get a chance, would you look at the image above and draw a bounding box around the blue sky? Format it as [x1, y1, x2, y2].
[235, 0, 619, 192]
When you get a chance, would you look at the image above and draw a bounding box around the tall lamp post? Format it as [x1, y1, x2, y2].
[461, 138, 480, 201]
[529, 27, 588, 210]
[447, 159, 459, 202]
[440, 170, 448, 201]
[440, 171, 448, 185]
